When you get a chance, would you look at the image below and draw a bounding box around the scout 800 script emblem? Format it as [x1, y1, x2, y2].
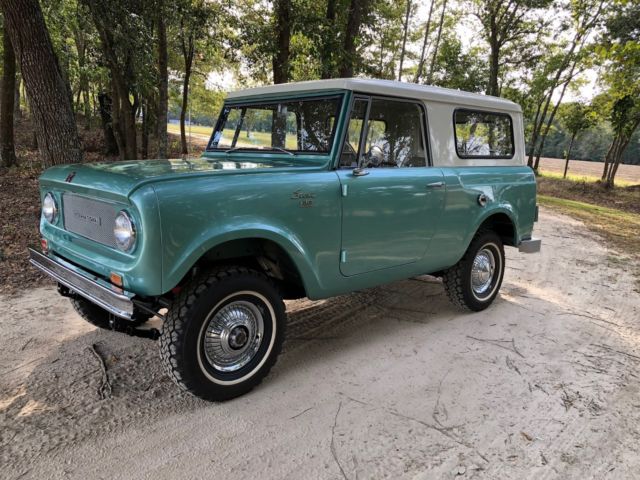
[290, 189, 315, 208]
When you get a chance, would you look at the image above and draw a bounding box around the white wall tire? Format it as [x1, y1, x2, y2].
[442, 231, 505, 312]
[159, 266, 286, 401]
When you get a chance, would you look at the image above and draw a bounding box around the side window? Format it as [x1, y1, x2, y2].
[454, 110, 514, 158]
[340, 99, 368, 168]
[363, 99, 427, 168]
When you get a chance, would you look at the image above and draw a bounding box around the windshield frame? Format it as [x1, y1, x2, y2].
[206, 93, 345, 156]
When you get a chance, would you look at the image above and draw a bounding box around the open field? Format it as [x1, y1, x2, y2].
[166, 124, 298, 150]
[167, 123, 212, 140]
[537, 157, 640, 185]
[2, 209, 640, 479]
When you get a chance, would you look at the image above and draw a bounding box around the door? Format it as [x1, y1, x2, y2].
[337, 96, 445, 277]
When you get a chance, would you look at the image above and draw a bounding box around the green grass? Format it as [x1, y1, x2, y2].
[167, 123, 213, 137]
[538, 171, 635, 188]
[166, 124, 298, 149]
[539, 195, 640, 257]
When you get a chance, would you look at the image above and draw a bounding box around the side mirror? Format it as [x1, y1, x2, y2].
[364, 145, 384, 168]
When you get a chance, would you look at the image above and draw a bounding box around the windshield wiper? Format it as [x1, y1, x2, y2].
[224, 146, 295, 156]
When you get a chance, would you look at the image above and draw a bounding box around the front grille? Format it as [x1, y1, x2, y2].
[62, 193, 118, 248]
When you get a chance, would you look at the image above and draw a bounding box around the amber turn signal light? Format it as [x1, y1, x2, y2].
[110, 272, 123, 287]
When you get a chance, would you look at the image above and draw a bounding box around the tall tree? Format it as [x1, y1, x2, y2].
[273, 0, 291, 84]
[83, 0, 155, 160]
[414, 0, 435, 82]
[340, 0, 369, 77]
[527, 0, 605, 169]
[320, 0, 337, 79]
[0, 25, 16, 168]
[157, 0, 169, 158]
[397, 0, 412, 81]
[472, 0, 551, 97]
[0, 29, 16, 167]
[426, 0, 447, 84]
[558, 102, 596, 177]
[0, 0, 82, 167]
[179, 19, 194, 155]
[597, 0, 639, 187]
[176, 0, 213, 155]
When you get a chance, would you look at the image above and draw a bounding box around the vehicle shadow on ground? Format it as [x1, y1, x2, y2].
[0, 276, 506, 474]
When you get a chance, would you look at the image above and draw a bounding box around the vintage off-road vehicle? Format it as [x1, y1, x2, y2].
[30, 79, 540, 401]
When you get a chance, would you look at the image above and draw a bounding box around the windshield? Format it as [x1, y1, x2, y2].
[207, 95, 342, 154]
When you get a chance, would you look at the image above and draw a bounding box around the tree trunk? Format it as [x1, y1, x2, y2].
[1, 27, 17, 168]
[320, 0, 337, 79]
[486, 36, 500, 97]
[605, 126, 637, 187]
[414, 0, 435, 83]
[180, 33, 194, 155]
[273, 0, 291, 84]
[397, 0, 411, 81]
[1, 0, 82, 167]
[141, 100, 149, 159]
[97, 92, 118, 156]
[426, 0, 447, 85]
[110, 83, 124, 159]
[527, 100, 543, 167]
[156, 4, 168, 158]
[533, 70, 575, 171]
[339, 0, 368, 77]
[13, 71, 21, 121]
[563, 133, 576, 178]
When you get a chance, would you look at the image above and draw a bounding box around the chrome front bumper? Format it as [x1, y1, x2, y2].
[518, 238, 542, 253]
[29, 248, 134, 319]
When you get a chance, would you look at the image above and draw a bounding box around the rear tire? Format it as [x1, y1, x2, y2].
[442, 230, 505, 312]
[71, 297, 151, 329]
[159, 266, 286, 402]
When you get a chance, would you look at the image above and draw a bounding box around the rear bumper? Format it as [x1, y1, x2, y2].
[518, 238, 541, 253]
[29, 248, 134, 319]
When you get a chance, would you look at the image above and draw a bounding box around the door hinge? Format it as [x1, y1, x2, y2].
[341, 184, 348, 197]
[340, 250, 347, 263]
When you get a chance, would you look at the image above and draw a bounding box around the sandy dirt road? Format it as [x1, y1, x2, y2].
[2, 208, 640, 480]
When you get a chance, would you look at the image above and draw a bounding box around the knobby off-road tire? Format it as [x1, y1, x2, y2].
[442, 230, 505, 312]
[70, 297, 150, 329]
[159, 266, 286, 402]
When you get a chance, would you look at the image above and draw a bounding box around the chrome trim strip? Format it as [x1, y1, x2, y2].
[28, 248, 134, 319]
[518, 238, 541, 254]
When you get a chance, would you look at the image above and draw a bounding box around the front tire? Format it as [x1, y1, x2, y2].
[159, 266, 286, 401]
[442, 230, 505, 312]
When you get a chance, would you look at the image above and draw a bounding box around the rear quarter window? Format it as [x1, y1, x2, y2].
[454, 109, 514, 159]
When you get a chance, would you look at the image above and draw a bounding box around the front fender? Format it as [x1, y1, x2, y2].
[162, 221, 322, 295]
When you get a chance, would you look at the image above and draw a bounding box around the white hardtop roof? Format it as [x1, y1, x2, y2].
[226, 78, 521, 113]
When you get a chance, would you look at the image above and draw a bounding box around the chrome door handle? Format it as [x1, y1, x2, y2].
[426, 181, 444, 188]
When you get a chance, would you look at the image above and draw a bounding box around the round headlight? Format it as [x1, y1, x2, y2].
[42, 192, 58, 223]
[114, 210, 136, 252]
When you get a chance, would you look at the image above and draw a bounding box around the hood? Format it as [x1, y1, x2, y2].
[39, 157, 303, 199]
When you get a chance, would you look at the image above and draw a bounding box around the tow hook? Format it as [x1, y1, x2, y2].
[108, 314, 160, 340]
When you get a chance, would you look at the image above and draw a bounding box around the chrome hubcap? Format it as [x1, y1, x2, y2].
[203, 300, 264, 372]
[471, 248, 496, 296]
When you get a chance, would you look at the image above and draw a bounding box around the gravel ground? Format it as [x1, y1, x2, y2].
[1, 208, 639, 479]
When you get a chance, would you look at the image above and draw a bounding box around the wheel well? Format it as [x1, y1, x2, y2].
[189, 238, 306, 300]
[479, 213, 516, 246]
